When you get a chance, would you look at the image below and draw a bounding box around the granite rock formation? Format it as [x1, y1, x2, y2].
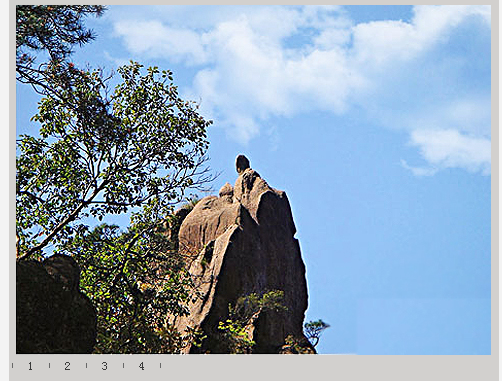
[172, 155, 314, 353]
[16, 254, 97, 353]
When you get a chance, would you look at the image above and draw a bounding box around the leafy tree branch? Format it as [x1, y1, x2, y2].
[17, 62, 215, 260]
[304, 319, 330, 348]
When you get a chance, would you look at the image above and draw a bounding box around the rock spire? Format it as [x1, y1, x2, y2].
[171, 155, 314, 353]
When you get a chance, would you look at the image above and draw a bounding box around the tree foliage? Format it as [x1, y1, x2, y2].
[17, 61, 212, 260]
[58, 221, 197, 353]
[16, 5, 214, 354]
[217, 290, 287, 354]
[304, 319, 330, 348]
[16, 5, 105, 94]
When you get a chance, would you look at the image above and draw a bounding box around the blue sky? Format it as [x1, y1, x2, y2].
[16, 5, 492, 354]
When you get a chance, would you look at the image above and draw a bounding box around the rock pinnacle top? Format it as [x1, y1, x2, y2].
[235, 154, 250, 174]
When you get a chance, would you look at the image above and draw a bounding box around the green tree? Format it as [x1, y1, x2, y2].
[217, 290, 287, 353]
[16, 5, 105, 95]
[304, 319, 330, 348]
[17, 6, 214, 353]
[17, 61, 212, 260]
[58, 221, 198, 353]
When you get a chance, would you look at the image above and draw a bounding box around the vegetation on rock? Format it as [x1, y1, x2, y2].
[304, 319, 330, 348]
[217, 290, 287, 354]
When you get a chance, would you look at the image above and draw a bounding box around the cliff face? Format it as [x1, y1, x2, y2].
[172, 155, 314, 353]
[16, 254, 97, 353]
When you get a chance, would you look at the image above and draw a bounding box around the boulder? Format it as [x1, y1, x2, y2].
[16, 254, 97, 353]
[172, 155, 314, 353]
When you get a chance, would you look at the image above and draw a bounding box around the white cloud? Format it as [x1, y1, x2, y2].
[400, 160, 438, 177]
[397, 97, 491, 175]
[442, 98, 491, 136]
[408, 129, 491, 175]
[110, 5, 491, 174]
[113, 20, 207, 65]
[350, 5, 490, 70]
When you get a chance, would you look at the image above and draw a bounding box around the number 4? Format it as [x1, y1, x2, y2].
[139, 362, 144, 370]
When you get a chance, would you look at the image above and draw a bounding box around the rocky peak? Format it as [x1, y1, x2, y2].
[172, 155, 314, 353]
[235, 154, 250, 174]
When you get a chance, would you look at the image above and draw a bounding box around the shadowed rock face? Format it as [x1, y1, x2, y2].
[16, 254, 97, 353]
[173, 156, 313, 353]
